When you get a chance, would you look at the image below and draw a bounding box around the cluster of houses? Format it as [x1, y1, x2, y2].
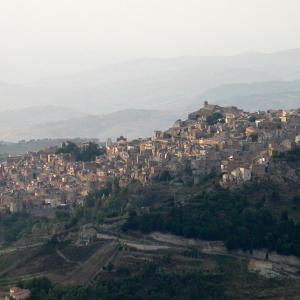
[1, 101, 300, 214]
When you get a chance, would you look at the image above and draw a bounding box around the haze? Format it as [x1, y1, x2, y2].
[1, 0, 300, 142]
[1, 0, 300, 83]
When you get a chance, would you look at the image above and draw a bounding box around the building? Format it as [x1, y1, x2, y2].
[6, 287, 31, 300]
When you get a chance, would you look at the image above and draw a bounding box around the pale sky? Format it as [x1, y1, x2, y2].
[1, 0, 300, 83]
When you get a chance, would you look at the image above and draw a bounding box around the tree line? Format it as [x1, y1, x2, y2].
[123, 189, 300, 257]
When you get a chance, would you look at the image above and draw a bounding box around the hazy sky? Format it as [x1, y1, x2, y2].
[1, 0, 300, 83]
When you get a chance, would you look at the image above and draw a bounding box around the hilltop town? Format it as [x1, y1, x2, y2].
[2, 102, 300, 299]
[1, 101, 300, 214]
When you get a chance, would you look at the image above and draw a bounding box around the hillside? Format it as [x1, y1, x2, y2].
[1, 102, 300, 298]
[2, 181, 300, 300]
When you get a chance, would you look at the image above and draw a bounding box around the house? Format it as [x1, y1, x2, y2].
[78, 225, 98, 246]
[221, 167, 252, 187]
[6, 287, 31, 300]
[9, 199, 23, 214]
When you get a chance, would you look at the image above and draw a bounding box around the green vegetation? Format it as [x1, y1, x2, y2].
[18, 265, 226, 300]
[56, 141, 105, 162]
[18, 277, 95, 300]
[95, 264, 226, 300]
[206, 112, 224, 125]
[37, 236, 61, 255]
[56, 177, 300, 258]
[62, 179, 162, 227]
[248, 115, 257, 122]
[65, 181, 121, 225]
[273, 147, 300, 162]
[123, 188, 300, 257]
[5, 177, 300, 259]
[4, 180, 300, 299]
[152, 170, 173, 182]
[0, 213, 49, 243]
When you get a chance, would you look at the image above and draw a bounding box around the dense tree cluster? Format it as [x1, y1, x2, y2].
[56, 141, 105, 162]
[123, 189, 300, 257]
[95, 263, 225, 300]
[273, 147, 300, 162]
[206, 112, 225, 125]
[60, 180, 163, 228]
[18, 277, 95, 300]
[18, 265, 226, 300]
[0, 213, 48, 243]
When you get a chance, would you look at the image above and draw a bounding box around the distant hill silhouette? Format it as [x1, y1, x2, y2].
[1, 49, 300, 113]
[199, 80, 300, 111]
[0, 109, 178, 142]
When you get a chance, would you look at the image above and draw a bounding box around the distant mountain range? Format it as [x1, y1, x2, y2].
[199, 79, 300, 111]
[0, 106, 87, 130]
[0, 108, 178, 142]
[1, 49, 300, 113]
[0, 49, 300, 141]
[0, 138, 95, 157]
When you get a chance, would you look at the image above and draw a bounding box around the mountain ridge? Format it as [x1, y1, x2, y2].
[1, 48, 300, 113]
[0, 108, 179, 142]
[199, 79, 300, 111]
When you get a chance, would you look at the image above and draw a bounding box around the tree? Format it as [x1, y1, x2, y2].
[56, 141, 104, 162]
[206, 112, 224, 125]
